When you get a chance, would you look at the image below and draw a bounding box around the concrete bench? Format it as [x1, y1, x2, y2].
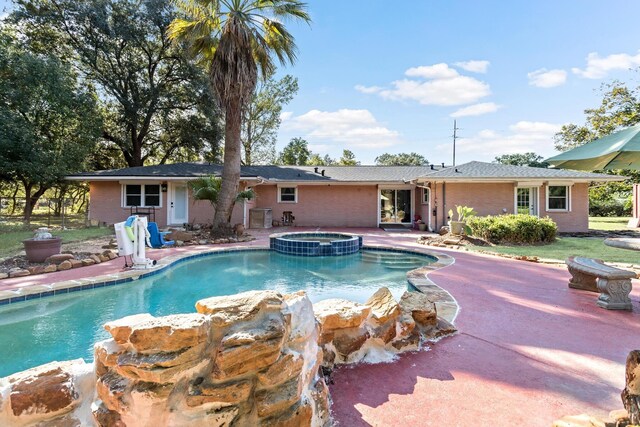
[566, 256, 635, 310]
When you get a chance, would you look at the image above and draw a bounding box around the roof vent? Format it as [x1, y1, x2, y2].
[321, 170, 325, 176]
[430, 164, 434, 170]
[297, 173, 301, 177]
[455, 168, 459, 173]
[441, 162, 445, 168]
[314, 167, 318, 173]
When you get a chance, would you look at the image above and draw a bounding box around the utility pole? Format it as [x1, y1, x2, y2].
[452, 120, 460, 166]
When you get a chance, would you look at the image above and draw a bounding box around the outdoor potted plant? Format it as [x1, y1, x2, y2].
[448, 205, 477, 235]
[23, 227, 62, 263]
[414, 215, 427, 231]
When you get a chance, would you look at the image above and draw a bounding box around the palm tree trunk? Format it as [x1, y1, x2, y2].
[213, 102, 242, 230]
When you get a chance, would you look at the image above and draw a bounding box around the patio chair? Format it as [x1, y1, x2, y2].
[147, 222, 175, 248]
[282, 211, 295, 226]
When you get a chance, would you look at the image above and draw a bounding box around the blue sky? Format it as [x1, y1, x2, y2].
[274, 0, 640, 164]
[3, 1, 640, 165]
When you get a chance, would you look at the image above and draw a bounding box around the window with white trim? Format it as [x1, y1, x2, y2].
[278, 187, 297, 203]
[422, 187, 430, 205]
[123, 184, 161, 207]
[547, 185, 569, 211]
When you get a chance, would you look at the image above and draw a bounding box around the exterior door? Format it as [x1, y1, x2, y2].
[380, 189, 412, 224]
[516, 187, 538, 216]
[169, 184, 188, 225]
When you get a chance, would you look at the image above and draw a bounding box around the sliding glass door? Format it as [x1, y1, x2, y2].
[380, 189, 412, 224]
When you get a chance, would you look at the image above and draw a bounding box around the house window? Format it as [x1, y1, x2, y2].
[123, 184, 162, 207]
[547, 185, 569, 211]
[278, 187, 297, 203]
[422, 187, 430, 205]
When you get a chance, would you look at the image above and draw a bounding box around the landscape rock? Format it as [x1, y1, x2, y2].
[96, 370, 129, 413]
[70, 259, 83, 269]
[214, 316, 285, 379]
[255, 376, 301, 418]
[57, 260, 72, 271]
[186, 379, 253, 407]
[196, 290, 284, 328]
[90, 254, 102, 264]
[7, 360, 84, 418]
[391, 330, 421, 351]
[365, 287, 401, 323]
[104, 313, 155, 344]
[259, 401, 313, 427]
[81, 258, 96, 266]
[0, 272, 8, 279]
[126, 313, 209, 353]
[9, 268, 30, 278]
[371, 319, 397, 343]
[332, 327, 370, 357]
[44, 253, 74, 264]
[551, 413, 608, 427]
[257, 353, 304, 389]
[313, 299, 371, 331]
[399, 291, 437, 327]
[166, 230, 194, 241]
[43, 264, 58, 273]
[92, 403, 125, 427]
[98, 254, 110, 263]
[27, 265, 45, 275]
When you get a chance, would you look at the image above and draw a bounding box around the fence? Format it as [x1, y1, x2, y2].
[0, 197, 89, 228]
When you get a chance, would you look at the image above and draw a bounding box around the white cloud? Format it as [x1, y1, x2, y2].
[355, 62, 491, 106]
[405, 63, 459, 79]
[572, 51, 640, 79]
[450, 102, 500, 118]
[354, 84, 383, 94]
[436, 120, 563, 162]
[527, 68, 567, 88]
[279, 111, 293, 121]
[281, 109, 400, 148]
[454, 60, 490, 73]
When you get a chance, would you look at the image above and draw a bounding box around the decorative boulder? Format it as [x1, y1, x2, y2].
[365, 287, 400, 324]
[399, 291, 437, 327]
[313, 299, 371, 331]
[196, 290, 284, 328]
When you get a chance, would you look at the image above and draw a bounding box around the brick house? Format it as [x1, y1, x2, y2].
[66, 161, 624, 232]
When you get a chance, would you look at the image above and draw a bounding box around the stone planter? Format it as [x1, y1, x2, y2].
[449, 221, 465, 236]
[23, 237, 62, 263]
[418, 223, 427, 232]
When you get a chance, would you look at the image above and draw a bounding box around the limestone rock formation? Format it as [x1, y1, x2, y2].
[399, 291, 437, 327]
[314, 299, 371, 330]
[365, 287, 401, 323]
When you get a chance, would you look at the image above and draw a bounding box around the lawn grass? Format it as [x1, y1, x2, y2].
[0, 227, 113, 258]
[589, 216, 632, 231]
[468, 237, 639, 264]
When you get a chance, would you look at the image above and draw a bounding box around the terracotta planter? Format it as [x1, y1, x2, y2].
[449, 221, 465, 236]
[23, 237, 62, 263]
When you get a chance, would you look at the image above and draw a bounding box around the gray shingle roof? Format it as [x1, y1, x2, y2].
[68, 163, 441, 182]
[67, 161, 623, 183]
[421, 161, 624, 181]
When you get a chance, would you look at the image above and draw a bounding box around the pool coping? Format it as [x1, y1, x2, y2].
[0, 245, 459, 322]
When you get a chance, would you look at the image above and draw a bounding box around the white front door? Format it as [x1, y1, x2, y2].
[516, 187, 538, 216]
[169, 184, 188, 225]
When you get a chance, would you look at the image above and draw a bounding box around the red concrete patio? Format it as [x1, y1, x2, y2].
[1, 227, 638, 426]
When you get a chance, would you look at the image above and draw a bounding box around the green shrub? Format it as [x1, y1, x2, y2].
[589, 198, 631, 217]
[467, 214, 557, 244]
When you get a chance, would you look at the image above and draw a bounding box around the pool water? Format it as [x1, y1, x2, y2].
[0, 249, 433, 377]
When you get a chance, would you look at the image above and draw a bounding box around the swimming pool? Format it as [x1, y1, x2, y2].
[0, 249, 435, 377]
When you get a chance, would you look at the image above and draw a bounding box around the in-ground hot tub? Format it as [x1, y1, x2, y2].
[270, 232, 363, 256]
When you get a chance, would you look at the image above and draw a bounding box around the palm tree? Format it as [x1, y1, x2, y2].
[169, 0, 310, 231]
[189, 175, 255, 209]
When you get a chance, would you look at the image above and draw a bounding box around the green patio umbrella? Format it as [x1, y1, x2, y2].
[545, 123, 640, 171]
